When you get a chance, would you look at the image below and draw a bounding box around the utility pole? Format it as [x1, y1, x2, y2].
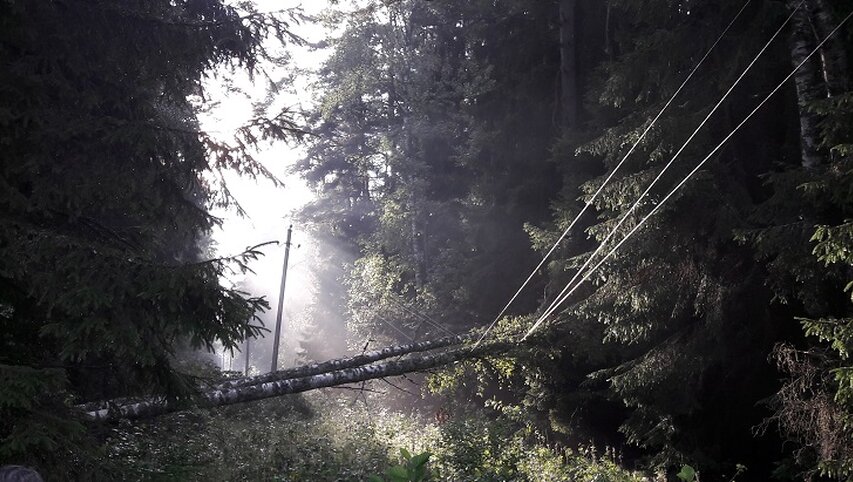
[270, 224, 293, 373]
[244, 338, 251, 375]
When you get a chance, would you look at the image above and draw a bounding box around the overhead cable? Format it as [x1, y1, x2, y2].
[527, 1, 803, 334]
[388, 295, 457, 338]
[522, 3, 851, 341]
[472, 0, 752, 348]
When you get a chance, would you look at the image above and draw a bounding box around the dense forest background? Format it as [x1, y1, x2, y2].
[2, 0, 853, 480]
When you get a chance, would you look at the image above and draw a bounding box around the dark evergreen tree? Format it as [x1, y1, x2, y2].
[525, 0, 805, 475]
[0, 0, 301, 474]
[524, 0, 853, 478]
[297, 0, 565, 346]
[739, 1, 853, 477]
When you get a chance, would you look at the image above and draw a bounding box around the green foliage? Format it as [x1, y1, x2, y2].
[297, 0, 562, 347]
[104, 396, 392, 481]
[0, 365, 85, 462]
[676, 465, 697, 482]
[774, 214, 853, 479]
[102, 392, 645, 481]
[737, 18, 853, 476]
[524, 0, 798, 474]
[370, 449, 432, 482]
[0, 0, 299, 469]
[422, 411, 644, 482]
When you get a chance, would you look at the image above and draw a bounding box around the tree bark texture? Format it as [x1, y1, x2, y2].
[789, 0, 829, 168]
[559, 0, 579, 128]
[810, 0, 849, 95]
[80, 334, 471, 414]
[81, 338, 514, 422]
[214, 334, 469, 391]
[411, 214, 426, 288]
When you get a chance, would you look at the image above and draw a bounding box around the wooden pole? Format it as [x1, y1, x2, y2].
[270, 225, 293, 372]
[244, 338, 251, 375]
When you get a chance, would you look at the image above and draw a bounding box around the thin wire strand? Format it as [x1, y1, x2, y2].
[522, 5, 851, 341]
[379, 318, 414, 342]
[528, 1, 802, 333]
[375, 311, 415, 341]
[388, 295, 458, 338]
[472, 0, 752, 348]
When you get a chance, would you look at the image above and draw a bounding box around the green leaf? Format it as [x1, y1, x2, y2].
[409, 452, 430, 469]
[386, 465, 409, 482]
[677, 465, 697, 481]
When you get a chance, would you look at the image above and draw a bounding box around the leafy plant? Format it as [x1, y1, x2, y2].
[102, 392, 646, 481]
[369, 448, 432, 482]
[676, 465, 697, 482]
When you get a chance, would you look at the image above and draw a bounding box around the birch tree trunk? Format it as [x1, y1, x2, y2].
[80, 334, 471, 414]
[214, 334, 469, 391]
[788, 0, 829, 168]
[810, 0, 849, 95]
[82, 338, 514, 422]
[559, 0, 579, 128]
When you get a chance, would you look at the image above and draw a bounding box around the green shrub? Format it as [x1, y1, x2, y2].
[103, 392, 646, 481]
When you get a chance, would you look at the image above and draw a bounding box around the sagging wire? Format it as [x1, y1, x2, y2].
[522, 3, 851, 341]
[472, 0, 753, 348]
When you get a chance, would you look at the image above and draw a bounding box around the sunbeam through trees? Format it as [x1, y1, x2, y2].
[2, 0, 853, 480]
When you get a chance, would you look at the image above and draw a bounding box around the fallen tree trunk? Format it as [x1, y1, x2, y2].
[81, 337, 516, 422]
[213, 333, 471, 391]
[80, 334, 472, 414]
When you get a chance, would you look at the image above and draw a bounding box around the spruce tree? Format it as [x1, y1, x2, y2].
[0, 0, 300, 473]
[529, 0, 801, 474]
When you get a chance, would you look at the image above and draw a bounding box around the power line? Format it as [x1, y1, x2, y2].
[387, 295, 457, 338]
[473, 0, 752, 348]
[522, 3, 851, 341]
[374, 310, 416, 342]
[528, 1, 802, 334]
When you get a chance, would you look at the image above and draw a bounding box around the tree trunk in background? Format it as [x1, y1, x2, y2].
[559, 0, 579, 128]
[604, 1, 613, 61]
[810, 0, 850, 96]
[789, 0, 829, 168]
[411, 212, 426, 288]
[82, 337, 514, 422]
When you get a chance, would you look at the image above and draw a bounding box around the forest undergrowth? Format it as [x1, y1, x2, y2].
[102, 391, 645, 482]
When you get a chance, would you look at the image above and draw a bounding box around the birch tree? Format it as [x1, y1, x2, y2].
[81, 334, 513, 422]
[789, 0, 830, 168]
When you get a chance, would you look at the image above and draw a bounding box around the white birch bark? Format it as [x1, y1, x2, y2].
[213, 334, 469, 391]
[82, 338, 514, 422]
[810, 0, 849, 95]
[80, 334, 470, 414]
[789, 0, 828, 168]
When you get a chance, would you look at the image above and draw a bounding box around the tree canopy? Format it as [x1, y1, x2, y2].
[296, 0, 853, 479]
[3, 0, 853, 480]
[0, 0, 300, 472]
